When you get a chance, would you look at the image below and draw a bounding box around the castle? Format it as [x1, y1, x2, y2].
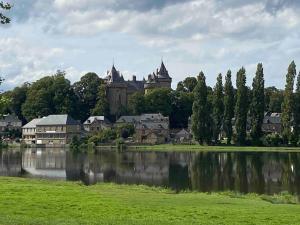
[103, 61, 172, 115]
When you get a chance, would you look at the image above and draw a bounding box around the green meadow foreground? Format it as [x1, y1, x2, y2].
[0, 178, 300, 225]
[131, 144, 300, 152]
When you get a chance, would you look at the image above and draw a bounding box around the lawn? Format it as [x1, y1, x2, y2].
[0, 177, 300, 225]
[129, 144, 300, 152]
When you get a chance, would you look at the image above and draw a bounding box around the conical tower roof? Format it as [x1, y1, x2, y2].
[157, 61, 170, 78]
[108, 64, 125, 83]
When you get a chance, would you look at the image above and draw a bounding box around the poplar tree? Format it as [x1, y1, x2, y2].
[213, 73, 224, 143]
[192, 72, 211, 144]
[281, 61, 296, 144]
[224, 70, 234, 144]
[293, 72, 300, 142]
[92, 84, 109, 117]
[250, 63, 265, 143]
[235, 67, 248, 145]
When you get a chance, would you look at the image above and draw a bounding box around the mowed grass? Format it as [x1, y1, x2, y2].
[130, 144, 300, 152]
[0, 178, 300, 225]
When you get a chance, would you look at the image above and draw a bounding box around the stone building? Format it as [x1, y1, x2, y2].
[22, 118, 43, 144]
[262, 112, 282, 134]
[135, 114, 170, 144]
[83, 116, 111, 134]
[0, 114, 22, 134]
[104, 65, 144, 116]
[144, 61, 172, 93]
[35, 114, 82, 145]
[104, 61, 172, 116]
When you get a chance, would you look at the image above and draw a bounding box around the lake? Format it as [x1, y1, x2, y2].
[1, 148, 300, 195]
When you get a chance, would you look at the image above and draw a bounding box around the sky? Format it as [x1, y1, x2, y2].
[0, 0, 300, 90]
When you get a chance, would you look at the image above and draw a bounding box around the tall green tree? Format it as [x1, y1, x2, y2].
[22, 71, 79, 121]
[0, 78, 10, 116]
[235, 67, 248, 145]
[73, 73, 103, 120]
[92, 84, 109, 118]
[212, 73, 224, 142]
[293, 72, 300, 141]
[191, 72, 212, 144]
[250, 63, 265, 143]
[224, 70, 235, 144]
[0, 1, 11, 24]
[176, 77, 197, 93]
[144, 88, 172, 116]
[127, 92, 145, 115]
[281, 61, 297, 144]
[265, 87, 284, 112]
[170, 91, 193, 128]
[4, 83, 29, 123]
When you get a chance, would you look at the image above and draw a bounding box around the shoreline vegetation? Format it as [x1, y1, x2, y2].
[0, 177, 299, 225]
[128, 144, 300, 152]
[4, 142, 300, 153]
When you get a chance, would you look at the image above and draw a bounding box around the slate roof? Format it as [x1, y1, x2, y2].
[116, 116, 141, 124]
[263, 112, 281, 124]
[106, 65, 125, 83]
[0, 114, 21, 123]
[140, 113, 166, 121]
[127, 80, 144, 92]
[84, 116, 111, 125]
[22, 118, 43, 128]
[37, 115, 80, 126]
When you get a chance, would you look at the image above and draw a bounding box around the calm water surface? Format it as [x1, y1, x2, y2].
[1, 149, 300, 195]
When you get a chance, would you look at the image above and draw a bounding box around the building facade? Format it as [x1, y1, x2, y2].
[35, 115, 82, 145]
[0, 114, 22, 134]
[135, 114, 170, 144]
[104, 61, 172, 115]
[22, 118, 43, 144]
[83, 116, 111, 134]
[262, 112, 282, 134]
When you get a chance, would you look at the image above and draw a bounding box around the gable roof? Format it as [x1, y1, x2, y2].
[22, 118, 43, 128]
[0, 114, 21, 123]
[116, 116, 141, 124]
[37, 115, 80, 126]
[263, 112, 281, 124]
[84, 116, 110, 125]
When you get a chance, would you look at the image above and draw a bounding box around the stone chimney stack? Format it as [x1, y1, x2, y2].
[133, 75, 136, 82]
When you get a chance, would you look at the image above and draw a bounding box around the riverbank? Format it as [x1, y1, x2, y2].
[0, 177, 299, 225]
[129, 144, 300, 152]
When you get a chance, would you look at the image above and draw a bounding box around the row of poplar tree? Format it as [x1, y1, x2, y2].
[191, 61, 300, 146]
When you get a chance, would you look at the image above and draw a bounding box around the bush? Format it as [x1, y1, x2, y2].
[116, 123, 135, 139]
[88, 128, 117, 145]
[262, 133, 283, 147]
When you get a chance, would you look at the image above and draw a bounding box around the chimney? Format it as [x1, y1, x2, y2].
[133, 75, 136, 82]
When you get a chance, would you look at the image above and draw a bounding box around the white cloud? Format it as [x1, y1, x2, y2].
[2, 0, 300, 89]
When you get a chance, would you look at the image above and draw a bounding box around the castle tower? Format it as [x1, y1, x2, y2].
[105, 65, 128, 116]
[144, 61, 172, 93]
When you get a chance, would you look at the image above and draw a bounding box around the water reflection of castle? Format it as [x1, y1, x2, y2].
[4, 150, 300, 195]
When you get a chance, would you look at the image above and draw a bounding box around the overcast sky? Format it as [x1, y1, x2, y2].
[1, 0, 300, 90]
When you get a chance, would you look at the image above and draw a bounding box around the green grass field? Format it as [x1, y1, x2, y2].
[129, 144, 300, 152]
[0, 177, 300, 225]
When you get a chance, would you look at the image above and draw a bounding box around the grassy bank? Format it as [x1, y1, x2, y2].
[0, 177, 300, 225]
[129, 144, 300, 152]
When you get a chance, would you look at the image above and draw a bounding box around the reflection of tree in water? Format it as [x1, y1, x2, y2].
[66, 151, 118, 185]
[169, 163, 190, 192]
[0, 151, 22, 176]
[223, 153, 235, 190]
[235, 153, 248, 193]
[250, 153, 265, 194]
[290, 153, 300, 195]
[190, 152, 214, 192]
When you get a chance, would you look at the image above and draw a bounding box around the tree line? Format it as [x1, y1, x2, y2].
[191, 61, 300, 146]
[1, 61, 299, 146]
